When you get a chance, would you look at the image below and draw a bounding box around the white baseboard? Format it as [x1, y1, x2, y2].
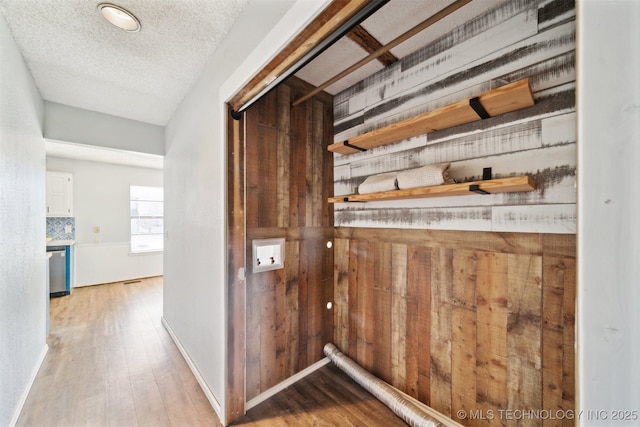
[245, 357, 331, 411]
[160, 317, 223, 423]
[8, 344, 49, 427]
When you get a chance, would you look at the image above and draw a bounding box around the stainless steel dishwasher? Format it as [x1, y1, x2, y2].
[48, 246, 68, 297]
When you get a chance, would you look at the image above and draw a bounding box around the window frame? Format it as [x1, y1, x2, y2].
[129, 185, 164, 254]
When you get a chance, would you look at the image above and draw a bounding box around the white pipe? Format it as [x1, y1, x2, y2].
[324, 343, 463, 427]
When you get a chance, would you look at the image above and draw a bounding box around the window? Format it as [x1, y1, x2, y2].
[130, 186, 163, 253]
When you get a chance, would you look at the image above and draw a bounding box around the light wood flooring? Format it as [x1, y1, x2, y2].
[18, 276, 406, 427]
[17, 276, 221, 427]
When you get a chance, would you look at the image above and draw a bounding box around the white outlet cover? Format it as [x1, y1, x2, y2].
[252, 238, 285, 273]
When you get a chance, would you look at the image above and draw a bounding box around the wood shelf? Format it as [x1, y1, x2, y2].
[329, 78, 535, 155]
[328, 176, 536, 203]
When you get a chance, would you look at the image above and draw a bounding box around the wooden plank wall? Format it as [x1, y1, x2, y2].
[244, 77, 335, 401]
[330, 1, 576, 425]
[333, 228, 575, 426]
[333, 0, 576, 233]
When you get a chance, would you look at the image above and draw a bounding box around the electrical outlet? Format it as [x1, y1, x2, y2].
[94, 226, 101, 233]
[95, 238, 101, 244]
[64, 225, 72, 233]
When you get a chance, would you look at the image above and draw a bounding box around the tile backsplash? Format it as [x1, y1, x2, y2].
[47, 217, 76, 240]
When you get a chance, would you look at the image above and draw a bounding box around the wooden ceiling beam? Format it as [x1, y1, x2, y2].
[291, 0, 472, 107]
[346, 25, 398, 67]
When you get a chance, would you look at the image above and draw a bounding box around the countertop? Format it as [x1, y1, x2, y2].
[47, 239, 76, 247]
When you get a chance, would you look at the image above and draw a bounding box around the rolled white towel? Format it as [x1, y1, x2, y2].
[358, 172, 398, 194]
[397, 163, 452, 190]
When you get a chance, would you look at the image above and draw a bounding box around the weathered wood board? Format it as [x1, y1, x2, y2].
[333, 227, 576, 427]
[332, 0, 576, 234]
[244, 78, 335, 401]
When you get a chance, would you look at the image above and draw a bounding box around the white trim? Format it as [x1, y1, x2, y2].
[74, 241, 125, 248]
[245, 357, 332, 411]
[8, 344, 49, 427]
[161, 317, 223, 421]
[128, 249, 163, 256]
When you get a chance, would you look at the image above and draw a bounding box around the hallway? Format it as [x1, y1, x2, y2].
[17, 276, 407, 427]
[17, 277, 221, 426]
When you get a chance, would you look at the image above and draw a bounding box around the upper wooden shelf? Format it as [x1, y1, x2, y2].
[328, 176, 535, 203]
[328, 78, 535, 155]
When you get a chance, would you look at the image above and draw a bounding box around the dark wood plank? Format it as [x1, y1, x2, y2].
[305, 240, 324, 363]
[245, 281, 262, 401]
[346, 25, 398, 66]
[284, 240, 300, 377]
[311, 99, 324, 227]
[334, 238, 350, 352]
[297, 239, 309, 369]
[243, 78, 334, 401]
[347, 239, 359, 359]
[227, 107, 247, 422]
[259, 288, 278, 391]
[276, 85, 291, 228]
[234, 364, 409, 427]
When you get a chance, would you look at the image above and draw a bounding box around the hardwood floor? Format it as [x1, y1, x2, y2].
[234, 364, 408, 427]
[18, 276, 406, 427]
[17, 276, 221, 427]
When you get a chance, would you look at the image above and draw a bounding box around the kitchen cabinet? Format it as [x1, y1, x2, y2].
[46, 171, 73, 217]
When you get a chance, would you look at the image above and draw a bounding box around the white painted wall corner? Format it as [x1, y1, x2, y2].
[7, 345, 48, 427]
[160, 317, 224, 423]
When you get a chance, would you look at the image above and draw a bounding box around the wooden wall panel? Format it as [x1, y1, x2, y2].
[333, 227, 575, 427]
[332, 0, 576, 234]
[245, 78, 334, 401]
[226, 108, 246, 422]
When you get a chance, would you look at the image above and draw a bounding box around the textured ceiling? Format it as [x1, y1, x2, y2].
[0, 0, 248, 126]
[1, 0, 503, 166]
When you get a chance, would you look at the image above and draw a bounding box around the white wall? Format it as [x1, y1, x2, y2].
[0, 13, 48, 427]
[577, 0, 640, 424]
[163, 0, 328, 422]
[46, 157, 163, 286]
[45, 101, 165, 155]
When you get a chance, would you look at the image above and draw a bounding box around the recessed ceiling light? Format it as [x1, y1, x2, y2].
[98, 3, 141, 32]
